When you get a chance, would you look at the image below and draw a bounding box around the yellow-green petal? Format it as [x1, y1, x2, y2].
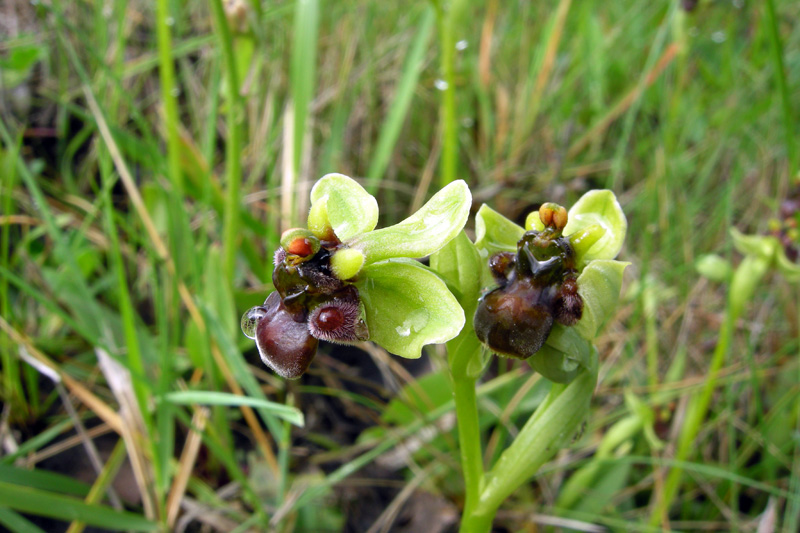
[350, 180, 471, 264]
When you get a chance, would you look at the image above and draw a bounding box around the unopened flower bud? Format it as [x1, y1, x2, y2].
[539, 203, 568, 232]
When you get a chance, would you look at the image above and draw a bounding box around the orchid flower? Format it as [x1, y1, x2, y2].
[242, 174, 471, 378]
[470, 190, 629, 383]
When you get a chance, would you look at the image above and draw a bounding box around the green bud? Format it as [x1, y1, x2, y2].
[695, 254, 732, 282]
[525, 211, 545, 232]
[330, 248, 366, 280]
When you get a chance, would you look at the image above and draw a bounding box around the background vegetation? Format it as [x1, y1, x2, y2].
[1, 0, 798, 531]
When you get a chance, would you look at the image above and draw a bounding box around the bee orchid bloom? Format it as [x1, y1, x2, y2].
[472, 190, 629, 383]
[243, 174, 470, 378]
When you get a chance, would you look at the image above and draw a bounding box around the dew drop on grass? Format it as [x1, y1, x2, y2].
[165, 17, 175, 26]
[456, 40, 468, 51]
[711, 31, 726, 43]
[241, 306, 268, 339]
[434, 79, 449, 91]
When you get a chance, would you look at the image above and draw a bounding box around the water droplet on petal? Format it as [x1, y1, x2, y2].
[241, 306, 268, 339]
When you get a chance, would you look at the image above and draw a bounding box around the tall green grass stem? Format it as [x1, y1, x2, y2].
[366, 7, 435, 193]
[210, 0, 244, 288]
[764, 0, 797, 177]
[434, 0, 462, 187]
[155, 0, 184, 196]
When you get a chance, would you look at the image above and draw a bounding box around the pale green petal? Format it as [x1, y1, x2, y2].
[349, 180, 471, 264]
[355, 258, 465, 359]
[474, 204, 524, 258]
[308, 173, 379, 241]
[564, 190, 627, 261]
[572, 259, 630, 340]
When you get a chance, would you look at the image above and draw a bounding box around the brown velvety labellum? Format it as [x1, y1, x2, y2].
[255, 293, 318, 379]
[474, 279, 557, 359]
[287, 237, 314, 257]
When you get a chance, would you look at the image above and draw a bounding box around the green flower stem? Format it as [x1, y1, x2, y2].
[453, 374, 486, 533]
[476, 363, 596, 517]
[649, 254, 770, 526]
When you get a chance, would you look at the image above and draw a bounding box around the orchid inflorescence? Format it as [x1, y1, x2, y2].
[242, 174, 628, 383]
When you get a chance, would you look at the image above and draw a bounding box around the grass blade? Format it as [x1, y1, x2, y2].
[164, 391, 303, 426]
[366, 7, 435, 193]
[0, 481, 158, 532]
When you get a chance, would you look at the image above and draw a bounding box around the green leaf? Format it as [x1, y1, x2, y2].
[530, 327, 593, 384]
[573, 259, 629, 340]
[355, 258, 465, 358]
[474, 204, 524, 259]
[350, 180, 471, 264]
[430, 230, 482, 315]
[564, 190, 627, 262]
[0, 481, 158, 531]
[164, 391, 304, 426]
[309, 173, 379, 241]
[0, 507, 47, 533]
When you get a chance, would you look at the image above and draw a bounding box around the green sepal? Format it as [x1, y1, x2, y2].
[308, 173, 379, 241]
[529, 326, 593, 384]
[430, 230, 482, 317]
[563, 190, 627, 262]
[474, 204, 525, 258]
[349, 180, 471, 264]
[573, 259, 629, 340]
[355, 258, 465, 359]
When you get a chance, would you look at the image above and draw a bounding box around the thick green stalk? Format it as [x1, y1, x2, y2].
[476, 366, 596, 516]
[210, 0, 243, 287]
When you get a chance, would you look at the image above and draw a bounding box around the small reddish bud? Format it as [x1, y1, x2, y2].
[287, 237, 314, 257]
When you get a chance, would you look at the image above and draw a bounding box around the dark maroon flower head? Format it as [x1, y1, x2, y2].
[243, 235, 369, 379]
[474, 226, 583, 360]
